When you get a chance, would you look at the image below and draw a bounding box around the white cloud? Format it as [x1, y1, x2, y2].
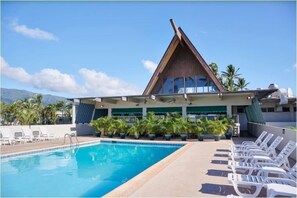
[294, 63, 297, 69]
[10, 20, 58, 41]
[32, 68, 86, 94]
[0, 57, 32, 83]
[142, 59, 158, 74]
[79, 68, 142, 96]
[1, 56, 84, 94]
[1, 56, 142, 96]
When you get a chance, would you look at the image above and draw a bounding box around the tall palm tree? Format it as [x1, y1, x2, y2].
[221, 64, 241, 91]
[236, 78, 250, 90]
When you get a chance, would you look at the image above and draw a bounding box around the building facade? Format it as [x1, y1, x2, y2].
[70, 20, 281, 134]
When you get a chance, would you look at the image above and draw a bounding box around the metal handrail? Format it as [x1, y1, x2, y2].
[63, 132, 79, 147]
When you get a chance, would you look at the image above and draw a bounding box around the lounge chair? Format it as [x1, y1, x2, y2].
[229, 133, 273, 153]
[229, 131, 267, 150]
[266, 183, 297, 197]
[228, 141, 297, 174]
[21, 127, 35, 142]
[228, 173, 296, 197]
[39, 126, 55, 140]
[0, 128, 15, 145]
[229, 136, 283, 162]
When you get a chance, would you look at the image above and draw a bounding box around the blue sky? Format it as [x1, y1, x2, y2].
[1, 1, 296, 98]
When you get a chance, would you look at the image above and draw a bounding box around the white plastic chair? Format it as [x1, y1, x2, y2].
[228, 173, 296, 197]
[0, 128, 15, 145]
[229, 136, 283, 162]
[39, 126, 55, 140]
[230, 133, 273, 153]
[228, 141, 297, 174]
[229, 131, 267, 150]
[266, 183, 297, 198]
[21, 127, 35, 142]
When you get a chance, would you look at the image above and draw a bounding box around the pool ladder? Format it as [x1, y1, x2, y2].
[63, 132, 79, 147]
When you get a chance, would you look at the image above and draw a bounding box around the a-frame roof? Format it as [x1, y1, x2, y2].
[143, 21, 225, 95]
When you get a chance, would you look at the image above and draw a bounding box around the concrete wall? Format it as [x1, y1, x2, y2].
[266, 122, 296, 128]
[0, 124, 77, 138]
[248, 122, 296, 160]
[75, 123, 94, 136]
[263, 112, 296, 122]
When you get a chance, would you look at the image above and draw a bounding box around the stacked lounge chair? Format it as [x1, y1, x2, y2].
[227, 132, 297, 197]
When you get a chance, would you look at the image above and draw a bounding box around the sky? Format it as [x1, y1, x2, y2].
[1, 1, 296, 98]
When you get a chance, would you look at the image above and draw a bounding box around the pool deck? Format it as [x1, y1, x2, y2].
[0, 136, 278, 197]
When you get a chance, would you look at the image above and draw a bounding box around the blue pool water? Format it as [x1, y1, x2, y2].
[1, 141, 182, 197]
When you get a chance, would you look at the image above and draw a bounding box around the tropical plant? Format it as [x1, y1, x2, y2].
[113, 119, 128, 135]
[160, 114, 176, 135]
[196, 118, 210, 136]
[221, 64, 241, 91]
[174, 117, 188, 135]
[127, 119, 144, 139]
[209, 62, 219, 77]
[235, 78, 250, 91]
[144, 112, 159, 135]
[208, 118, 228, 136]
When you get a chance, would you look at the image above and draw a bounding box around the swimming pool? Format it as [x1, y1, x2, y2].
[1, 141, 183, 197]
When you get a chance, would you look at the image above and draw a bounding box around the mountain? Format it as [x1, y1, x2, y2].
[1, 88, 67, 105]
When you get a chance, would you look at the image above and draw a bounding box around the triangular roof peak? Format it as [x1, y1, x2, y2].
[143, 20, 225, 95]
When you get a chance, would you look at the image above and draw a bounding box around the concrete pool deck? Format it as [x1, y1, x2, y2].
[0, 136, 275, 197]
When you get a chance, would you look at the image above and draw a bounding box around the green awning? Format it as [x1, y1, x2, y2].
[111, 108, 142, 115]
[147, 107, 182, 114]
[187, 106, 226, 114]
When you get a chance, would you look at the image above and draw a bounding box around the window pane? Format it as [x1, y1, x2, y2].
[185, 76, 196, 93]
[197, 75, 207, 92]
[163, 78, 173, 94]
[174, 77, 184, 93]
[208, 81, 218, 92]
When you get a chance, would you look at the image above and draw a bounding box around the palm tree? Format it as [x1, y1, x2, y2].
[236, 78, 250, 91]
[42, 104, 58, 124]
[221, 64, 241, 91]
[209, 62, 219, 76]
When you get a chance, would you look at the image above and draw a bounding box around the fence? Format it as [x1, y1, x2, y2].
[248, 122, 296, 160]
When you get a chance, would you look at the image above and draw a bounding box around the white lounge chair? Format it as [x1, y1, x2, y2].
[228, 141, 297, 174]
[266, 183, 297, 197]
[228, 173, 296, 197]
[229, 133, 273, 153]
[21, 127, 35, 142]
[39, 126, 55, 140]
[229, 136, 283, 162]
[0, 128, 15, 145]
[229, 131, 267, 150]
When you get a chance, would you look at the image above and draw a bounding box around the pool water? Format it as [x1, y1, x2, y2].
[1, 141, 182, 197]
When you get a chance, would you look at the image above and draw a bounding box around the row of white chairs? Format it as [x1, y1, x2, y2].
[0, 126, 55, 145]
[227, 131, 297, 197]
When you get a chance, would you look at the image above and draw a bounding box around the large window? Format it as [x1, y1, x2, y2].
[174, 77, 184, 93]
[162, 77, 173, 94]
[197, 75, 208, 92]
[185, 77, 196, 93]
[159, 75, 218, 94]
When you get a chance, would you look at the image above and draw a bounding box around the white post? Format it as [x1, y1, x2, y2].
[72, 104, 76, 124]
[182, 106, 187, 118]
[143, 107, 147, 118]
[108, 108, 112, 117]
[227, 105, 232, 117]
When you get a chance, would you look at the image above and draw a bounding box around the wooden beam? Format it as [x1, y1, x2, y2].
[170, 19, 181, 42]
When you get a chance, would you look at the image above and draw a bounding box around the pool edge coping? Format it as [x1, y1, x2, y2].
[103, 142, 193, 198]
[0, 139, 101, 159]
